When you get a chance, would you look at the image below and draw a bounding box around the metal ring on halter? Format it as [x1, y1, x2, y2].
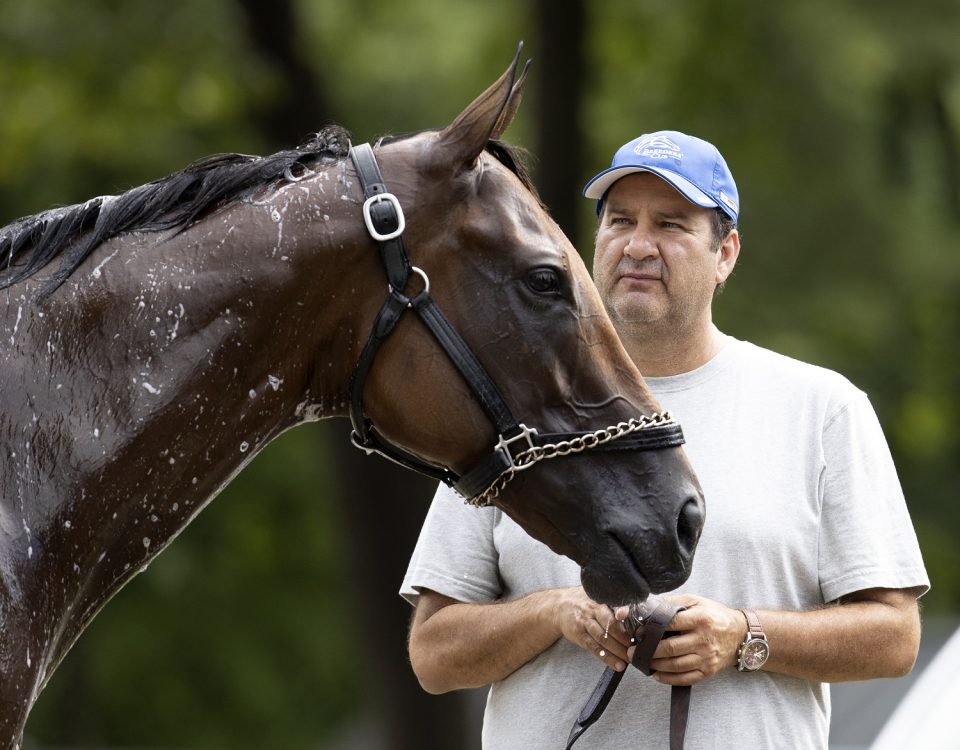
[388, 266, 430, 308]
[362, 192, 406, 241]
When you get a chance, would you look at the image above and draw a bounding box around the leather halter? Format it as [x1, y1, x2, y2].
[566, 600, 691, 750]
[346, 142, 686, 505]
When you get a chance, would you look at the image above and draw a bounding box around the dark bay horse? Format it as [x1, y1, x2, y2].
[0, 50, 703, 745]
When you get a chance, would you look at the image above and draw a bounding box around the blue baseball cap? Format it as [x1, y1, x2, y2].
[583, 131, 739, 223]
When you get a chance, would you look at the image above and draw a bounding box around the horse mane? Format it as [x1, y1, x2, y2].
[0, 125, 541, 296]
[0, 125, 352, 294]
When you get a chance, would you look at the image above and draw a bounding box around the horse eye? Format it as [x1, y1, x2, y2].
[526, 267, 562, 296]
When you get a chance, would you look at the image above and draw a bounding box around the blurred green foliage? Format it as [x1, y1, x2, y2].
[2, 0, 957, 746]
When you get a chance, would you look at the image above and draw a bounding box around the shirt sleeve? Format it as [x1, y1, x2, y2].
[399, 482, 503, 607]
[817, 388, 930, 602]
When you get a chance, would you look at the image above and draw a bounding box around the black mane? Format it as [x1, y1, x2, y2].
[0, 125, 352, 294]
[1, 125, 540, 296]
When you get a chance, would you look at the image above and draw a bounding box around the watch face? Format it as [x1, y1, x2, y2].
[740, 639, 769, 671]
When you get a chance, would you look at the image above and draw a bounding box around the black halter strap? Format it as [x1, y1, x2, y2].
[565, 601, 691, 750]
[347, 143, 527, 487]
[346, 142, 686, 504]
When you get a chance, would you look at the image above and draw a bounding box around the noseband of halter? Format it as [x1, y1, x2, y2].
[346, 142, 686, 507]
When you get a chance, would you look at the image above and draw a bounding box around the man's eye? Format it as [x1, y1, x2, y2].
[526, 267, 562, 296]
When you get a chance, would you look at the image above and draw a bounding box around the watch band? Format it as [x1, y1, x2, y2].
[741, 608, 765, 638]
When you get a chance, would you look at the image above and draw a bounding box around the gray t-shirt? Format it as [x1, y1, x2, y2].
[401, 336, 929, 749]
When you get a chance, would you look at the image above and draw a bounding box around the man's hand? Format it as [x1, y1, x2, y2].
[553, 587, 635, 672]
[639, 594, 745, 686]
[616, 587, 921, 687]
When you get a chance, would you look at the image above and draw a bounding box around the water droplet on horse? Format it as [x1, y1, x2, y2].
[248, 389, 257, 399]
[268, 375, 282, 391]
[239, 441, 250, 453]
[143, 537, 151, 549]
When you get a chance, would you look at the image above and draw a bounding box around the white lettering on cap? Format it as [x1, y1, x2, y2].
[633, 135, 682, 161]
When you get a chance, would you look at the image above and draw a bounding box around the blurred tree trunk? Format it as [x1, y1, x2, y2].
[323, 420, 481, 750]
[533, 0, 587, 245]
[234, 0, 334, 145]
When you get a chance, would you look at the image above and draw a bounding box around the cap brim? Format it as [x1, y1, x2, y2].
[582, 166, 719, 210]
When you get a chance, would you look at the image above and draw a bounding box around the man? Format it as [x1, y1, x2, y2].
[400, 131, 929, 748]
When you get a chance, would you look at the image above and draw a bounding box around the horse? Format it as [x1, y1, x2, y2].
[0, 48, 704, 746]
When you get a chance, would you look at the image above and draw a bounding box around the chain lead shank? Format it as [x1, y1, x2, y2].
[467, 412, 677, 507]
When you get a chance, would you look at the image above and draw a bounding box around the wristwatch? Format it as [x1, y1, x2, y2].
[736, 609, 769, 672]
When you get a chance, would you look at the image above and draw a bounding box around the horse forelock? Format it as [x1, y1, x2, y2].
[0, 125, 353, 296]
[484, 139, 544, 208]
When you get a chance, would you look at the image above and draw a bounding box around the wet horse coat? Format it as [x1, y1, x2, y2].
[0, 52, 703, 746]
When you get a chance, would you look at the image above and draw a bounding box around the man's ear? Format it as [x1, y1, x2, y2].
[715, 229, 740, 285]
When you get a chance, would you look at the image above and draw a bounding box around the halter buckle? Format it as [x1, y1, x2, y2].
[362, 192, 406, 241]
[494, 424, 539, 471]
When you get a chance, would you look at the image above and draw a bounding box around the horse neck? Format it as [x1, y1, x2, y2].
[2, 176, 381, 687]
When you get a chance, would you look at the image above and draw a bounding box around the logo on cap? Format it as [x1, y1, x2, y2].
[633, 135, 682, 161]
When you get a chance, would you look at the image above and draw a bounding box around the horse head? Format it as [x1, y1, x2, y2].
[348, 49, 705, 604]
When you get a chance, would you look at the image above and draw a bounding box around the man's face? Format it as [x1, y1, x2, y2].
[592, 172, 726, 334]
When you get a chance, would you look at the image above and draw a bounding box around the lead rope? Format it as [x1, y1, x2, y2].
[565, 601, 690, 750]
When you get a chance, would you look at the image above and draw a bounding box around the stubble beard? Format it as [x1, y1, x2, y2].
[605, 285, 709, 354]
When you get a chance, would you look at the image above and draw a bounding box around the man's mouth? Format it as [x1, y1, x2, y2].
[619, 271, 662, 285]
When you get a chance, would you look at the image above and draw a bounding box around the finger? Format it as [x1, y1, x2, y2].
[649, 653, 701, 675]
[652, 633, 697, 660]
[653, 668, 705, 687]
[606, 623, 634, 648]
[594, 640, 629, 672]
[602, 613, 634, 647]
[586, 619, 631, 663]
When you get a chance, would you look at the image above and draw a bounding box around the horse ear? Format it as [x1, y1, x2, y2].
[491, 59, 531, 140]
[435, 43, 530, 169]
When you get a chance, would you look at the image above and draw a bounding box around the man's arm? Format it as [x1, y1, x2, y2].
[647, 587, 922, 687]
[408, 587, 634, 694]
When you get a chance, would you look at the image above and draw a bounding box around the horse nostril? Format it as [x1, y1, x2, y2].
[676, 498, 703, 557]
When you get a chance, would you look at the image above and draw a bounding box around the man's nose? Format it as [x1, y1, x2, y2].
[623, 224, 659, 260]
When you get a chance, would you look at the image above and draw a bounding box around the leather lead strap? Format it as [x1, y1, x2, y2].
[670, 685, 691, 750]
[565, 602, 690, 750]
